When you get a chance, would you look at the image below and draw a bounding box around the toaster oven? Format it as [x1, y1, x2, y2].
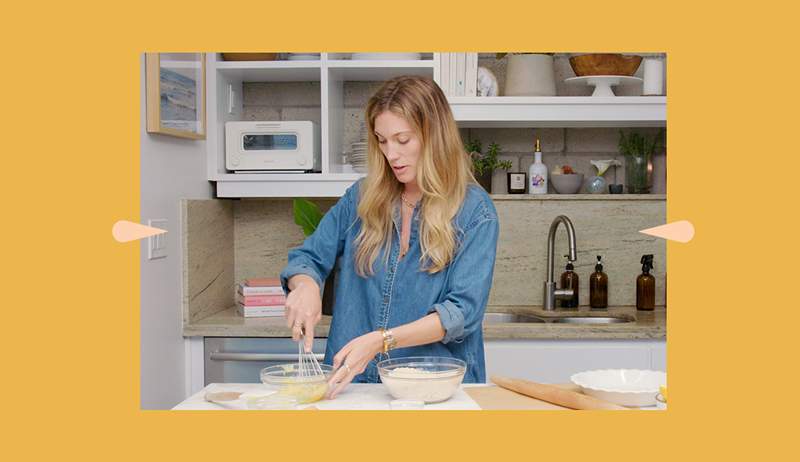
[225, 121, 320, 172]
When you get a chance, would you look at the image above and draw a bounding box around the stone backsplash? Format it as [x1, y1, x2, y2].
[182, 195, 666, 324]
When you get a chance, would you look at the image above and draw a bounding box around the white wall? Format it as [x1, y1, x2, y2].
[140, 54, 213, 409]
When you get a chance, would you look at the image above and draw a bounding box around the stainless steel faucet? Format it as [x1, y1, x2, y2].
[543, 215, 578, 310]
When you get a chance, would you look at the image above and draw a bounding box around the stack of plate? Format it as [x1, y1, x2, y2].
[350, 53, 421, 61]
[347, 122, 369, 173]
[286, 53, 320, 61]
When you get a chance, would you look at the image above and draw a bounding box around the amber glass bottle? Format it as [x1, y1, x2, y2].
[589, 255, 608, 309]
[560, 258, 579, 308]
[636, 254, 655, 311]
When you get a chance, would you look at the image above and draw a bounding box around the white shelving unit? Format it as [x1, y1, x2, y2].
[206, 53, 667, 198]
[207, 53, 435, 197]
[448, 96, 666, 128]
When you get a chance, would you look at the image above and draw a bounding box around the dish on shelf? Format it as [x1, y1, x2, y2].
[477, 67, 499, 97]
[345, 121, 369, 172]
[569, 53, 642, 76]
[564, 75, 642, 97]
[286, 53, 320, 61]
[351, 52, 422, 61]
[550, 173, 584, 193]
[570, 369, 667, 407]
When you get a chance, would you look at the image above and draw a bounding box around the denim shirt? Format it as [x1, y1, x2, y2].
[280, 179, 499, 383]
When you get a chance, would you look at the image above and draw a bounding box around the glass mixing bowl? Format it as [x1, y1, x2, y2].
[377, 356, 466, 403]
[260, 363, 334, 404]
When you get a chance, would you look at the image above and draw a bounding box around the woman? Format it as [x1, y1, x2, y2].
[280, 75, 499, 399]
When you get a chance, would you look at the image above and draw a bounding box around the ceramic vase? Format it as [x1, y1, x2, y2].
[476, 170, 493, 193]
[504, 54, 557, 96]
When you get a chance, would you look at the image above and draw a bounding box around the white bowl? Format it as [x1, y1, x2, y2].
[570, 369, 666, 407]
[550, 173, 584, 194]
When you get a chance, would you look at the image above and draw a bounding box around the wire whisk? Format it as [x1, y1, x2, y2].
[297, 329, 324, 379]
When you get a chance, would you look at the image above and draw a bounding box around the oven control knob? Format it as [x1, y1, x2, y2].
[231, 157, 240, 166]
[298, 159, 307, 166]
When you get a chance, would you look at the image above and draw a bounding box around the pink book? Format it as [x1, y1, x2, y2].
[245, 277, 281, 287]
[237, 283, 283, 296]
[237, 293, 287, 306]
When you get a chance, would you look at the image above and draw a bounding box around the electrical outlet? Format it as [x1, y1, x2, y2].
[148, 218, 167, 260]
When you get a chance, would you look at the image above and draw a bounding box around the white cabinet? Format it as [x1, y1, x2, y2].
[484, 339, 666, 384]
[650, 341, 667, 372]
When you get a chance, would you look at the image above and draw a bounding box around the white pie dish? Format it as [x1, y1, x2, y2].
[570, 369, 666, 407]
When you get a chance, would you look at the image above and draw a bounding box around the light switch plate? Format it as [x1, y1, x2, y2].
[148, 218, 167, 260]
[227, 84, 236, 114]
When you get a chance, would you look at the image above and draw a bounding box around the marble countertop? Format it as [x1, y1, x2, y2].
[183, 305, 665, 340]
[173, 383, 482, 411]
[173, 383, 663, 411]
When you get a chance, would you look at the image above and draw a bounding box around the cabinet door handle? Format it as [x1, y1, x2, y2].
[209, 352, 324, 362]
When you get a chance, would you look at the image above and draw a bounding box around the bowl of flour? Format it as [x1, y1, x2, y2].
[377, 356, 466, 403]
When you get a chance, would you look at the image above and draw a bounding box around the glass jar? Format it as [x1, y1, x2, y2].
[624, 154, 653, 194]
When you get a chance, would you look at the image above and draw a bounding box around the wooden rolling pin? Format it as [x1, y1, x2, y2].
[491, 376, 626, 410]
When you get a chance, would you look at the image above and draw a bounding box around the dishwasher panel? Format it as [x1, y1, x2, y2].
[204, 337, 328, 384]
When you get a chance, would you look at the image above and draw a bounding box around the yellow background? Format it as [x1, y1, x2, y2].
[2, 0, 795, 459]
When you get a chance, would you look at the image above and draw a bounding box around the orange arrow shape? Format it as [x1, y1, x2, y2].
[639, 220, 695, 243]
[112, 220, 167, 243]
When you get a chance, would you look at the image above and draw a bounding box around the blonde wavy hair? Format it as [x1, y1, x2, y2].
[354, 75, 476, 277]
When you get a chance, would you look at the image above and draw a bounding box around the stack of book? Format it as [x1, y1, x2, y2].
[438, 53, 478, 97]
[236, 278, 286, 318]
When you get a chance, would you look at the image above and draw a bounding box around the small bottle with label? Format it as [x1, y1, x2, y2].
[589, 255, 608, 309]
[559, 256, 579, 308]
[507, 171, 527, 194]
[528, 138, 548, 194]
[636, 254, 655, 311]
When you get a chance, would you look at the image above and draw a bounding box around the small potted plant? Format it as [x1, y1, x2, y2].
[292, 198, 336, 315]
[465, 139, 512, 193]
[618, 130, 664, 194]
[496, 53, 557, 96]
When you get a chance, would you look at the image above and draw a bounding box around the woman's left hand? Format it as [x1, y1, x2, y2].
[326, 331, 383, 399]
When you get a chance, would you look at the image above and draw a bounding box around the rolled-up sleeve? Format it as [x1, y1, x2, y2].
[428, 212, 499, 343]
[279, 182, 358, 296]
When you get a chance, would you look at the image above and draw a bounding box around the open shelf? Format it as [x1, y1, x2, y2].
[490, 194, 666, 201]
[215, 173, 365, 198]
[206, 53, 668, 197]
[448, 96, 666, 128]
[215, 60, 322, 82]
[327, 60, 434, 81]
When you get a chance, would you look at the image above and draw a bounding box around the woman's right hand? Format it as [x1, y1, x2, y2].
[284, 275, 322, 352]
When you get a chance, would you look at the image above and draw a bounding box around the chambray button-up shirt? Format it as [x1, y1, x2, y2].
[280, 179, 499, 383]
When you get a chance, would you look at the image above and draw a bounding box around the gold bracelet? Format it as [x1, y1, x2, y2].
[380, 328, 397, 354]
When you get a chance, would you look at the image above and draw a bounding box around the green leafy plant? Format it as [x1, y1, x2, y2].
[618, 130, 664, 194]
[293, 199, 324, 237]
[618, 129, 664, 158]
[466, 139, 512, 176]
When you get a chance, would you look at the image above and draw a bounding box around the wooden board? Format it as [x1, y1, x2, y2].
[465, 384, 582, 410]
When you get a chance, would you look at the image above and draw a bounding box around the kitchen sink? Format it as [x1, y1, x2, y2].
[483, 312, 635, 324]
[548, 316, 634, 324]
[483, 313, 546, 324]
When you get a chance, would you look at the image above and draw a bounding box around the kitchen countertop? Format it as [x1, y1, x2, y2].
[174, 383, 662, 410]
[174, 383, 482, 410]
[183, 305, 665, 340]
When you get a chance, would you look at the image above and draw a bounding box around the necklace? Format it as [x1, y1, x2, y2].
[400, 192, 419, 209]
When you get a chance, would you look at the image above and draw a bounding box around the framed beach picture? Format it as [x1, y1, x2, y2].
[146, 53, 206, 139]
